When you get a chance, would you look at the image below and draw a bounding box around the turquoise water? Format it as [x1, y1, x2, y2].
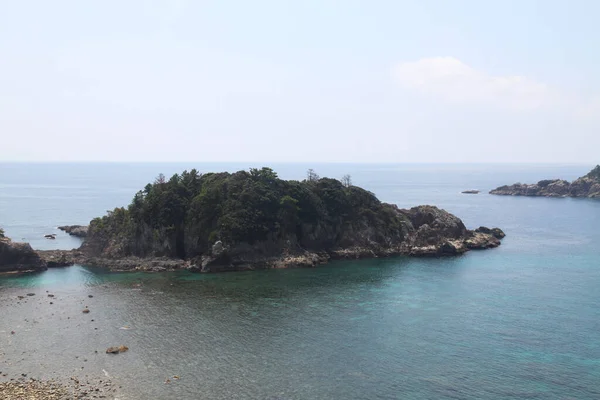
[1, 163, 600, 399]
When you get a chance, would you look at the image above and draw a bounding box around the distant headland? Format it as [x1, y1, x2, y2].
[490, 165, 600, 198]
[1, 168, 504, 273]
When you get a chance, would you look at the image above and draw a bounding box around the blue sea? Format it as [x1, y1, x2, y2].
[1, 163, 599, 399]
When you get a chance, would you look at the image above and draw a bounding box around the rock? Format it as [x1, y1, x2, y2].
[461, 190, 480, 194]
[464, 232, 501, 249]
[212, 241, 224, 255]
[0, 238, 47, 273]
[393, 206, 505, 256]
[57, 225, 89, 238]
[36, 250, 76, 268]
[27, 293, 35, 296]
[106, 346, 128, 354]
[88, 295, 93, 298]
[475, 226, 506, 239]
[44, 234, 56, 239]
[82, 309, 90, 314]
[491, 165, 600, 199]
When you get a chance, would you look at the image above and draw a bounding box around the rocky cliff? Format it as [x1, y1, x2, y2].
[58, 225, 89, 238]
[490, 166, 600, 198]
[75, 168, 504, 272]
[0, 238, 47, 273]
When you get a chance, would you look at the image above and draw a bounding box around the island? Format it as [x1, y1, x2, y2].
[1, 168, 505, 273]
[490, 165, 600, 198]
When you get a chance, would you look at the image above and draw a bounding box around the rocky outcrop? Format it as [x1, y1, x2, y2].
[474, 226, 506, 239]
[31, 204, 504, 274]
[0, 238, 47, 273]
[396, 206, 503, 256]
[58, 225, 88, 238]
[490, 165, 600, 198]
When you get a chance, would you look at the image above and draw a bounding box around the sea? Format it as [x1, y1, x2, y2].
[1, 163, 599, 399]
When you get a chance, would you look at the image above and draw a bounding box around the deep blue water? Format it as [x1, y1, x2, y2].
[1, 163, 599, 399]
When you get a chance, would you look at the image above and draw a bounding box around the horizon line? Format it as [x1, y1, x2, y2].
[0, 161, 596, 165]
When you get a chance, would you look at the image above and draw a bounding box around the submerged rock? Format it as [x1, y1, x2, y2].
[106, 346, 128, 354]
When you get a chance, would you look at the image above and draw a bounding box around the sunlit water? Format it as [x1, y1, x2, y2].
[1, 163, 600, 399]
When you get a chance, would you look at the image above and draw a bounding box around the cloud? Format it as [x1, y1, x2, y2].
[392, 57, 559, 111]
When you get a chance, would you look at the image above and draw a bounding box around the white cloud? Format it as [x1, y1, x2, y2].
[392, 57, 559, 111]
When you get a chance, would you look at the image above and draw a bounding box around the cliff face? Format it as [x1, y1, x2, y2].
[0, 238, 47, 273]
[490, 166, 600, 198]
[78, 168, 504, 271]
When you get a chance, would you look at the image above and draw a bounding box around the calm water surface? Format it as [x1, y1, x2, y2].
[1, 163, 599, 399]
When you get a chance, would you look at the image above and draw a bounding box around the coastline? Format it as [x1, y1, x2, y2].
[33, 228, 502, 274]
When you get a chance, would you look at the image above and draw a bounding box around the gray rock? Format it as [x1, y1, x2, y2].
[57, 225, 89, 238]
[0, 238, 47, 273]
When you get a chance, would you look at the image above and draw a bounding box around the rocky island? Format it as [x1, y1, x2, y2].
[490, 165, 600, 198]
[2, 168, 505, 273]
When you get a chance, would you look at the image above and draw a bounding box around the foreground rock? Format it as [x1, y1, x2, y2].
[0, 378, 117, 400]
[490, 165, 600, 198]
[0, 238, 47, 273]
[57, 225, 88, 238]
[0, 380, 67, 399]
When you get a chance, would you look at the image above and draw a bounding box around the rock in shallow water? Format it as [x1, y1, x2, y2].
[106, 345, 128, 354]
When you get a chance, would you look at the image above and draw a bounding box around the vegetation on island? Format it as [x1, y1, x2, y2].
[87, 168, 411, 260]
[585, 165, 600, 180]
[0, 227, 5, 239]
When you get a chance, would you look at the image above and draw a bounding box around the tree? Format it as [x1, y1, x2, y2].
[250, 167, 278, 183]
[341, 174, 352, 188]
[154, 173, 166, 185]
[306, 169, 320, 182]
[0, 227, 5, 239]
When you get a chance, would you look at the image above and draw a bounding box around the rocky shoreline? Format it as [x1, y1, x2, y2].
[2, 206, 506, 275]
[0, 377, 117, 400]
[25, 207, 505, 274]
[490, 165, 600, 198]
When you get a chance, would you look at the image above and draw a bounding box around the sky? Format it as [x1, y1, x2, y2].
[1, 0, 599, 163]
